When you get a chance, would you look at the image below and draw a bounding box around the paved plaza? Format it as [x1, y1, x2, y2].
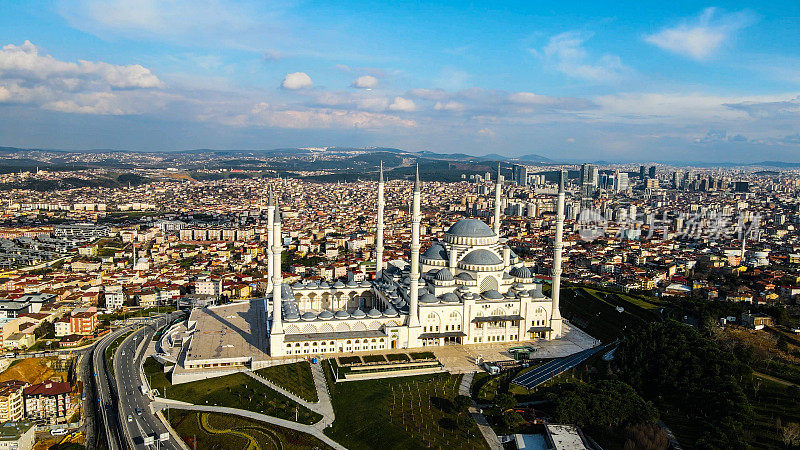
[430, 321, 598, 373]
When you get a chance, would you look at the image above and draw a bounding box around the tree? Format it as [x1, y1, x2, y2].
[502, 410, 525, 430]
[782, 423, 800, 448]
[495, 393, 517, 412]
[453, 395, 472, 414]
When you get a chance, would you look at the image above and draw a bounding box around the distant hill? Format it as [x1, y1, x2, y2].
[516, 154, 554, 163]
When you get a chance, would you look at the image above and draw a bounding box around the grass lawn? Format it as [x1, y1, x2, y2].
[255, 361, 318, 402]
[338, 356, 361, 365]
[361, 354, 386, 363]
[145, 358, 321, 425]
[386, 353, 410, 362]
[409, 351, 436, 360]
[560, 288, 644, 342]
[167, 409, 332, 450]
[323, 362, 487, 449]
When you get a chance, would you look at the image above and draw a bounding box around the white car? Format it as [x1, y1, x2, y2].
[127, 415, 133, 422]
[50, 429, 68, 436]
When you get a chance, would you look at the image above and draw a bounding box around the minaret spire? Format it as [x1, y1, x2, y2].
[550, 169, 565, 338]
[267, 190, 275, 293]
[408, 163, 421, 328]
[493, 162, 502, 236]
[375, 162, 385, 280]
[271, 200, 283, 335]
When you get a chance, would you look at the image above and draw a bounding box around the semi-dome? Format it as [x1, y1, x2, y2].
[367, 308, 383, 318]
[351, 309, 367, 318]
[456, 272, 475, 281]
[318, 310, 334, 320]
[383, 305, 399, 316]
[420, 293, 438, 304]
[511, 266, 532, 278]
[334, 310, 350, 319]
[422, 243, 448, 260]
[482, 289, 503, 299]
[301, 312, 317, 321]
[441, 292, 460, 303]
[435, 268, 454, 281]
[446, 219, 495, 238]
[461, 249, 503, 266]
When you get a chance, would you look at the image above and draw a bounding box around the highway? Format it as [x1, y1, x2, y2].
[113, 312, 184, 449]
[92, 325, 133, 450]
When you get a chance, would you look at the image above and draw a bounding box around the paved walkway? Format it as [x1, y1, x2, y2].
[460, 372, 502, 450]
[244, 362, 336, 430]
[152, 400, 345, 450]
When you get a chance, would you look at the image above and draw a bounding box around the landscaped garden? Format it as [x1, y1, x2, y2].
[322, 364, 486, 449]
[167, 409, 332, 450]
[255, 361, 318, 402]
[144, 358, 321, 425]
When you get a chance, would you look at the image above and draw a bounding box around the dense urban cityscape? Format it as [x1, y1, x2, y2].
[4, 1, 800, 449]
[0, 146, 797, 449]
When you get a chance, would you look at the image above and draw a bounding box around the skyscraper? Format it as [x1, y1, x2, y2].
[648, 166, 656, 179]
[639, 165, 646, 180]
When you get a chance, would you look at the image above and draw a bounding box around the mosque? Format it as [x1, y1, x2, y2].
[265, 164, 567, 357]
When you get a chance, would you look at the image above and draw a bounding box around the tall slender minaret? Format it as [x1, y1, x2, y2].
[408, 164, 421, 328]
[375, 162, 385, 280]
[266, 190, 275, 293]
[550, 169, 565, 337]
[493, 163, 502, 236]
[271, 202, 283, 336]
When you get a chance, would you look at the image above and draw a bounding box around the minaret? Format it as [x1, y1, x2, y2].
[266, 190, 275, 293]
[375, 162, 385, 280]
[408, 164, 421, 328]
[493, 163, 502, 236]
[550, 169, 565, 338]
[271, 202, 283, 336]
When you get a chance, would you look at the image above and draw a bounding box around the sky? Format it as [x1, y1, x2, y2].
[1, 1, 800, 162]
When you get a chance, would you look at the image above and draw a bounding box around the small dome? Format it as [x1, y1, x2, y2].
[319, 281, 330, 288]
[334, 310, 350, 319]
[396, 299, 407, 308]
[367, 308, 382, 318]
[292, 282, 304, 289]
[456, 272, 475, 281]
[517, 290, 531, 298]
[441, 293, 460, 303]
[284, 311, 300, 321]
[359, 280, 371, 287]
[383, 306, 398, 316]
[482, 289, 503, 300]
[435, 268, 454, 281]
[504, 291, 516, 298]
[422, 243, 448, 260]
[301, 312, 316, 321]
[511, 266, 532, 278]
[420, 293, 438, 304]
[346, 280, 358, 287]
[318, 310, 334, 320]
[461, 249, 502, 266]
[446, 219, 495, 238]
[351, 309, 367, 318]
[333, 281, 345, 288]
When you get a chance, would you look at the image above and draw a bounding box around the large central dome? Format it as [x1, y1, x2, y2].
[445, 219, 495, 238]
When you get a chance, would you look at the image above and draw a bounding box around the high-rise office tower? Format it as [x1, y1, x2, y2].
[648, 166, 656, 179]
[639, 165, 646, 180]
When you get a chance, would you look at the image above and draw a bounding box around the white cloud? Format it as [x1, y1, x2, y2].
[477, 128, 495, 137]
[0, 41, 164, 115]
[645, 8, 755, 60]
[540, 31, 629, 83]
[281, 72, 313, 90]
[389, 96, 417, 112]
[351, 75, 378, 89]
[434, 101, 465, 112]
[262, 50, 286, 61]
[221, 102, 416, 129]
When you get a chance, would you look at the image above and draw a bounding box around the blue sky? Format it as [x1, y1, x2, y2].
[1, 1, 799, 162]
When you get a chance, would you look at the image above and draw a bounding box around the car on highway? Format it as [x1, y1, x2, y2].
[136, 408, 142, 416]
[50, 428, 67, 436]
[127, 415, 133, 422]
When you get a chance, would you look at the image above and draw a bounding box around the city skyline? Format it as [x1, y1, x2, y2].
[1, 1, 800, 161]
